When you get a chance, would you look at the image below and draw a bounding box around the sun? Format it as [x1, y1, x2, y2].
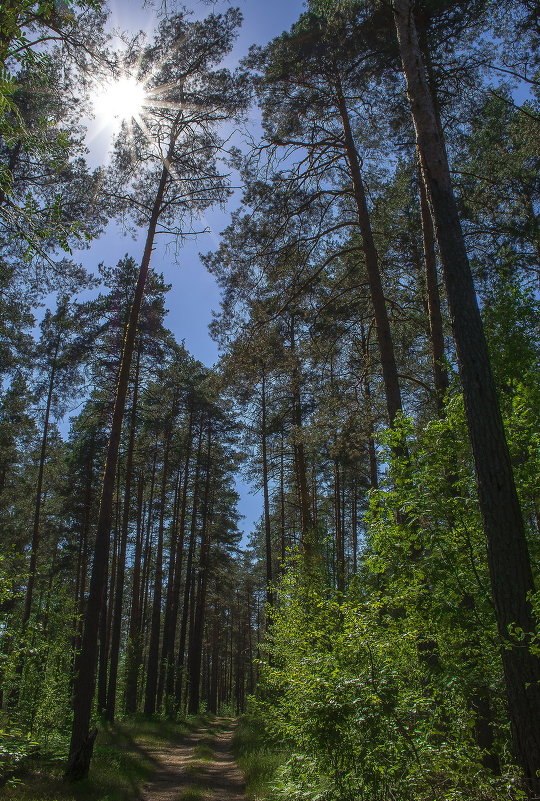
[92, 75, 147, 126]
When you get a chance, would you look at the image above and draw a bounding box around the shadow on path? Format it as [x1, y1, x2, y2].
[138, 718, 246, 801]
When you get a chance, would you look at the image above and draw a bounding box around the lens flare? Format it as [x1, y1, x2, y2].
[92, 76, 146, 124]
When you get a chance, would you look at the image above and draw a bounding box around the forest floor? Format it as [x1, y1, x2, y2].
[139, 718, 246, 801]
[1, 717, 247, 801]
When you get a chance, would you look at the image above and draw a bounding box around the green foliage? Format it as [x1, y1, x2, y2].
[252, 400, 533, 800]
[232, 715, 286, 800]
[0, 718, 190, 801]
[0, 728, 38, 783]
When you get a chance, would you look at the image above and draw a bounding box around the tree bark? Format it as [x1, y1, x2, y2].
[23, 338, 59, 627]
[261, 368, 273, 609]
[66, 159, 170, 781]
[106, 346, 141, 721]
[187, 423, 213, 715]
[289, 317, 314, 555]
[162, 410, 193, 710]
[335, 78, 402, 426]
[393, 1, 540, 792]
[144, 428, 172, 715]
[418, 169, 449, 412]
[175, 421, 204, 707]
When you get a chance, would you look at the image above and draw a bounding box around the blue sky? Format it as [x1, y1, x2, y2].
[76, 0, 306, 538]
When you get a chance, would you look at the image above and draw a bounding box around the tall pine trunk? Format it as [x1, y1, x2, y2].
[106, 346, 141, 720]
[162, 411, 193, 710]
[187, 423, 213, 715]
[23, 338, 59, 627]
[334, 77, 402, 426]
[418, 171, 449, 412]
[175, 422, 204, 707]
[144, 430, 172, 715]
[260, 368, 273, 609]
[393, 1, 540, 792]
[124, 470, 148, 714]
[66, 161, 170, 781]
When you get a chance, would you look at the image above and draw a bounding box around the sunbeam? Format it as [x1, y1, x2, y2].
[92, 75, 147, 126]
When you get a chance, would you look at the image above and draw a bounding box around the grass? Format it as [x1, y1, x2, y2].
[0, 715, 210, 801]
[177, 789, 207, 801]
[192, 743, 214, 761]
[232, 715, 285, 801]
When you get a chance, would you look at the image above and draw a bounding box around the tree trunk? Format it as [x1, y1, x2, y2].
[162, 410, 193, 710]
[261, 368, 273, 609]
[187, 423, 213, 715]
[144, 430, 172, 716]
[334, 458, 344, 592]
[289, 317, 314, 555]
[175, 422, 204, 707]
[23, 338, 59, 627]
[124, 471, 147, 714]
[66, 160, 170, 781]
[418, 169, 449, 412]
[157, 465, 181, 712]
[279, 427, 287, 563]
[393, 2, 540, 792]
[335, 78, 402, 426]
[106, 346, 141, 721]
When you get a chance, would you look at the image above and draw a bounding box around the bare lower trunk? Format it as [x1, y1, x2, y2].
[175, 423, 204, 707]
[187, 424, 213, 715]
[124, 473, 146, 714]
[23, 340, 59, 627]
[106, 347, 141, 721]
[393, 2, 540, 792]
[162, 412, 193, 709]
[418, 169, 449, 412]
[144, 431, 172, 715]
[66, 162, 169, 781]
[261, 368, 273, 609]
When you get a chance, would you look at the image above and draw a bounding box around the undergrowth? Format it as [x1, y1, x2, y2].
[232, 715, 285, 800]
[0, 714, 209, 801]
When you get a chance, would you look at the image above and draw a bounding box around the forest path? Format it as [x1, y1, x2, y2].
[139, 718, 246, 801]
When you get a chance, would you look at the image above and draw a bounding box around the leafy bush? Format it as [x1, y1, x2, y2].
[253, 402, 531, 800]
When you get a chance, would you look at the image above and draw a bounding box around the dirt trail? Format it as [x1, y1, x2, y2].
[139, 718, 246, 801]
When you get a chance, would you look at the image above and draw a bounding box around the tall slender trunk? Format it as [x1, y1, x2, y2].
[162, 409, 193, 708]
[289, 318, 314, 554]
[144, 431, 172, 715]
[279, 427, 287, 563]
[73, 449, 93, 652]
[351, 483, 358, 574]
[23, 338, 59, 627]
[66, 157, 171, 781]
[156, 465, 181, 712]
[360, 324, 379, 489]
[334, 458, 344, 592]
[187, 424, 213, 715]
[208, 609, 220, 714]
[393, 2, 540, 792]
[418, 170, 449, 412]
[106, 347, 141, 721]
[261, 368, 273, 609]
[124, 471, 147, 714]
[334, 77, 402, 426]
[175, 422, 204, 707]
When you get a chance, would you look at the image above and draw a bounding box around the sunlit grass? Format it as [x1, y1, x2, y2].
[192, 743, 214, 761]
[178, 788, 207, 801]
[1, 715, 209, 801]
[232, 716, 285, 801]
